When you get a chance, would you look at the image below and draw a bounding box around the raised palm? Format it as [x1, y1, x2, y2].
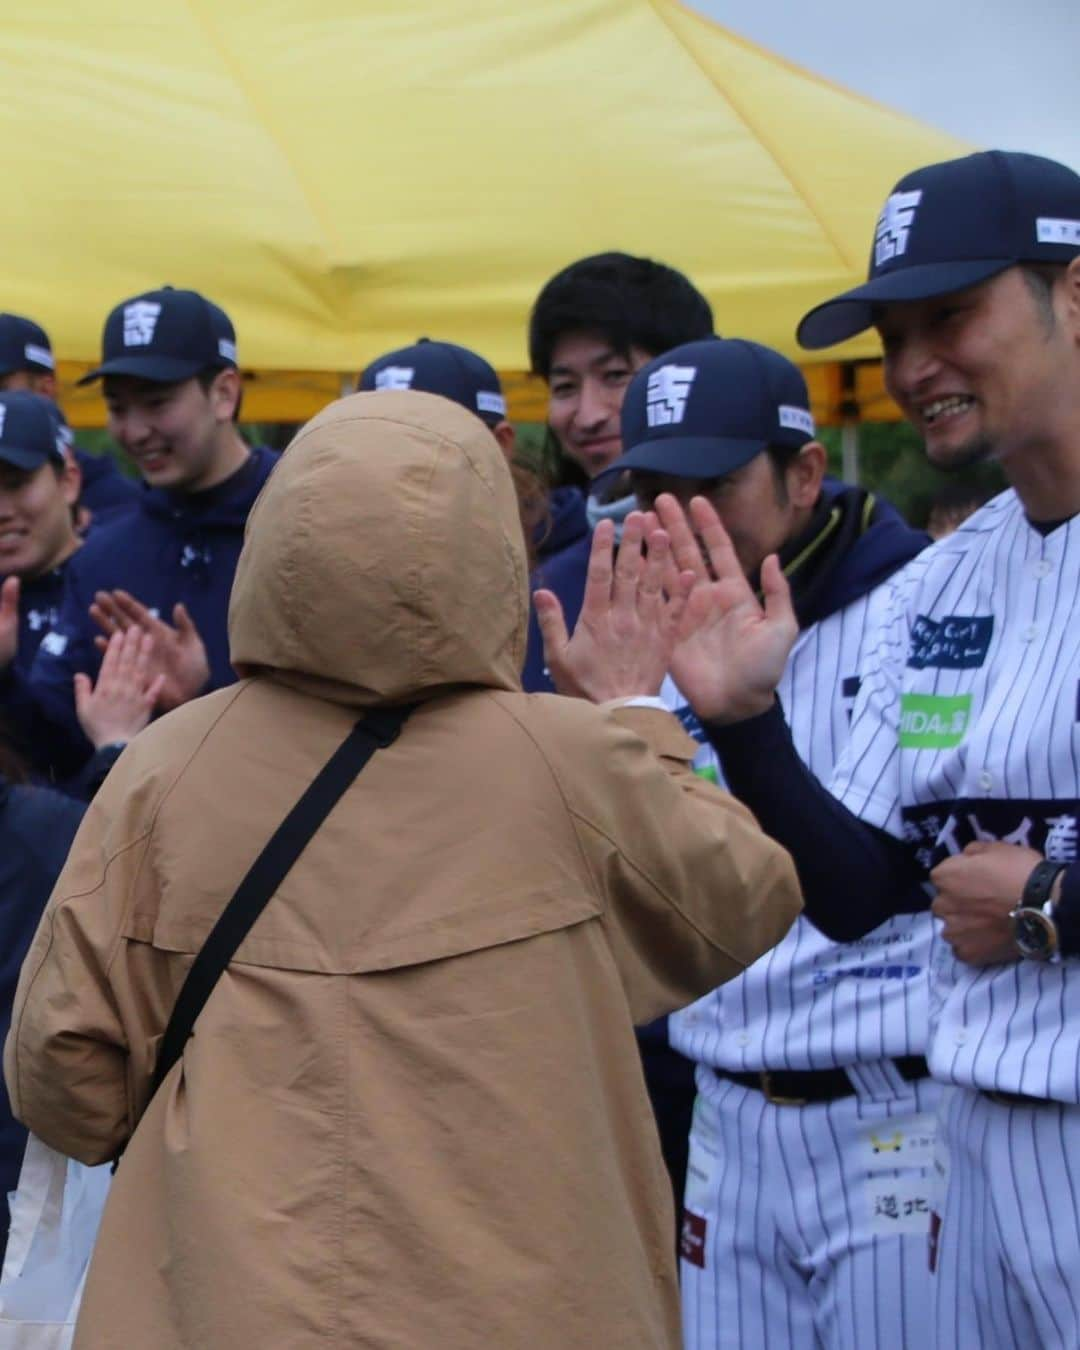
[654, 494, 798, 723]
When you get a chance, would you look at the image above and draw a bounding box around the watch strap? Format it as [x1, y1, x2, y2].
[1022, 860, 1068, 912]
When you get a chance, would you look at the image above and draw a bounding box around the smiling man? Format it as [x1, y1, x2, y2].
[0, 313, 139, 529]
[18, 287, 275, 761]
[522, 252, 715, 693]
[0, 391, 81, 675]
[665, 150, 1080, 1350]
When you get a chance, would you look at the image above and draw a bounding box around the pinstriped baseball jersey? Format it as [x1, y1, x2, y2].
[668, 583, 935, 1072]
[829, 491, 1080, 1102]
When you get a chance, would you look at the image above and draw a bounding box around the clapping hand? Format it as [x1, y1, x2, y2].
[89, 589, 209, 712]
[74, 627, 166, 749]
[0, 576, 19, 673]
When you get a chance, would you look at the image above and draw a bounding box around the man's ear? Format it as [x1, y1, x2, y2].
[787, 440, 828, 508]
[492, 419, 517, 462]
[60, 452, 82, 509]
[209, 368, 242, 422]
[1061, 256, 1080, 343]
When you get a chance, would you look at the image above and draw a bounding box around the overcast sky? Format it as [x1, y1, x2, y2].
[688, 0, 1080, 173]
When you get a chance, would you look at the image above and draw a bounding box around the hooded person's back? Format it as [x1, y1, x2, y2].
[5, 392, 800, 1350]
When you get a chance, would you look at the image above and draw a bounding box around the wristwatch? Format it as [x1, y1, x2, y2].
[1010, 860, 1068, 962]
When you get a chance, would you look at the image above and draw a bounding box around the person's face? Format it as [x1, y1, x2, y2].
[876, 266, 1080, 472]
[632, 446, 822, 578]
[104, 372, 238, 492]
[0, 459, 80, 579]
[546, 333, 651, 478]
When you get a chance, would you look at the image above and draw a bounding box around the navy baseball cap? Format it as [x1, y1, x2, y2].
[0, 391, 67, 471]
[597, 338, 815, 486]
[798, 150, 1080, 350]
[0, 314, 54, 377]
[78, 286, 238, 385]
[358, 339, 507, 425]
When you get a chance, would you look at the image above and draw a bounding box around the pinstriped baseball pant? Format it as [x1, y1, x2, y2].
[933, 1085, 1080, 1349]
[680, 1069, 941, 1349]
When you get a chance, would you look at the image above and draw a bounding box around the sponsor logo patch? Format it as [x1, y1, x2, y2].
[907, 614, 993, 669]
[898, 693, 972, 748]
[1037, 217, 1080, 247]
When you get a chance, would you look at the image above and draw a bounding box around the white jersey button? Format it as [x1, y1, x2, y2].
[1022, 625, 1039, 641]
[978, 771, 993, 790]
[1034, 560, 1053, 578]
[736, 1032, 750, 1047]
[955, 1030, 968, 1045]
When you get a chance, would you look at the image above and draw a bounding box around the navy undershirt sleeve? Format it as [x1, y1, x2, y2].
[703, 701, 928, 942]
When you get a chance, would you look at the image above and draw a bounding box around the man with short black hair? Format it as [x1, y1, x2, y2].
[522, 252, 714, 693]
[12, 287, 275, 765]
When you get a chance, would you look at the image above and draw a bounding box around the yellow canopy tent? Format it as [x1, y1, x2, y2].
[3, 1, 969, 428]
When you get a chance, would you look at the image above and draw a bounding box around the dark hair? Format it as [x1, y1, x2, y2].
[196, 366, 243, 422]
[528, 252, 714, 379]
[1019, 263, 1067, 332]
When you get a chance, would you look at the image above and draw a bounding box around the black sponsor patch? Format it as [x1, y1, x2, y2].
[907, 615, 994, 670]
[901, 798, 1080, 871]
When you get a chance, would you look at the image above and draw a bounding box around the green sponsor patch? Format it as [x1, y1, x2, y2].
[694, 764, 719, 784]
[898, 693, 972, 749]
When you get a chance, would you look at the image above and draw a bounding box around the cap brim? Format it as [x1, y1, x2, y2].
[76, 355, 206, 386]
[0, 445, 54, 471]
[594, 434, 767, 490]
[796, 258, 1015, 350]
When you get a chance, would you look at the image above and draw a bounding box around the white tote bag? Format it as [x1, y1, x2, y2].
[0, 1136, 111, 1350]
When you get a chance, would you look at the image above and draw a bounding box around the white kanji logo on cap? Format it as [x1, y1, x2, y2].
[874, 190, 923, 268]
[123, 301, 163, 347]
[374, 366, 415, 391]
[646, 365, 696, 427]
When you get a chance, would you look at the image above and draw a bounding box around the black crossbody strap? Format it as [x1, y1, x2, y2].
[149, 704, 413, 1099]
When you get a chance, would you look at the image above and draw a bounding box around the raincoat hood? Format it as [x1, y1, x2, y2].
[229, 391, 529, 706]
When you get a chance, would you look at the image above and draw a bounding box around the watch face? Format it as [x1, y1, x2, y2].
[1013, 908, 1056, 960]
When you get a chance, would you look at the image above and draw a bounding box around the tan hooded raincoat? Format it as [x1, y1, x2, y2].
[6, 392, 800, 1349]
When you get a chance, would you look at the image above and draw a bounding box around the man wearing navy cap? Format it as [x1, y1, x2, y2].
[4, 287, 276, 773]
[539, 337, 931, 1349]
[0, 391, 82, 678]
[650, 151, 1080, 1349]
[358, 338, 516, 458]
[0, 313, 139, 528]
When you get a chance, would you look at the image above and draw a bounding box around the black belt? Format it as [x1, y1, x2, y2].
[980, 1089, 1057, 1109]
[715, 1056, 929, 1106]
